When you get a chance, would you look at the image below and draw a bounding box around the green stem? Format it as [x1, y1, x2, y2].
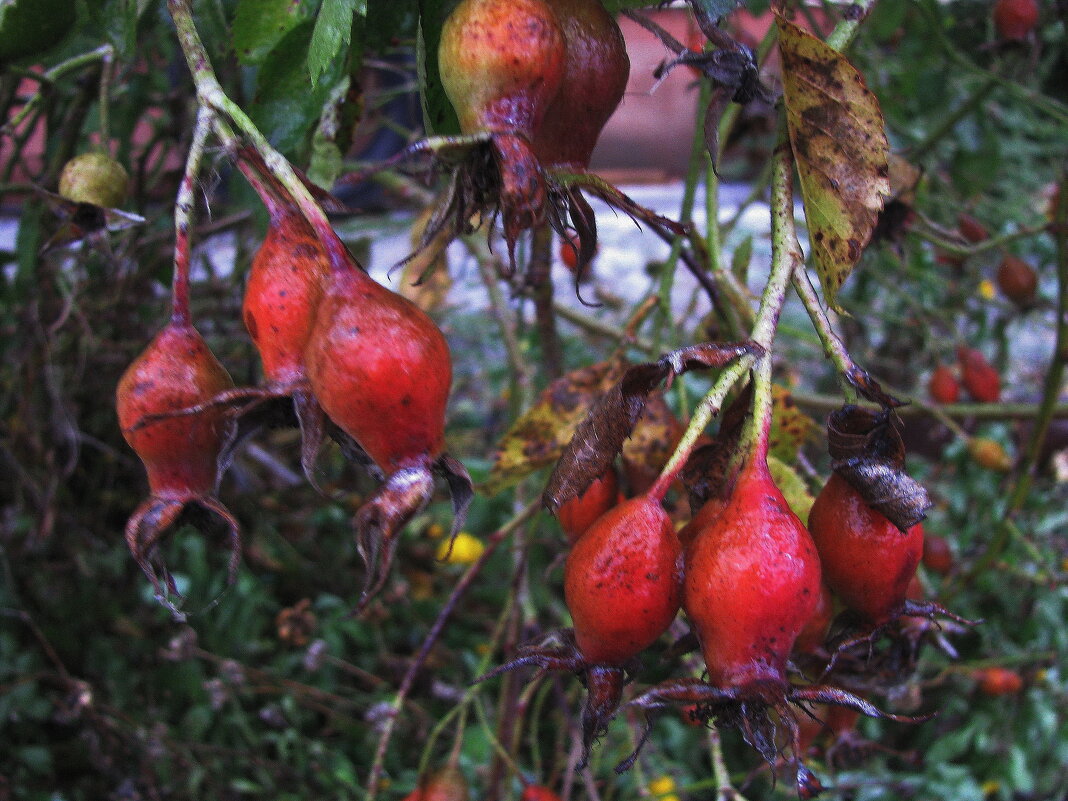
[824, 0, 879, 53]
[170, 105, 212, 327]
[167, 0, 346, 272]
[97, 44, 114, 147]
[654, 84, 709, 351]
[791, 264, 859, 399]
[365, 501, 540, 801]
[965, 169, 1068, 581]
[551, 301, 657, 355]
[0, 45, 114, 135]
[738, 139, 803, 459]
[789, 390, 1068, 420]
[648, 132, 802, 499]
[466, 235, 534, 416]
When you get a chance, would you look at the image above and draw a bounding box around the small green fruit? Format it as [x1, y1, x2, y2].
[59, 152, 129, 209]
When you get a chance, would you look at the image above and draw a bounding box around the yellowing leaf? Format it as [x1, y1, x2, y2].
[482, 361, 625, 495]
[769, 384, 817, 463]
[778, 17, 891, 310]
[768, 455, 814, 524]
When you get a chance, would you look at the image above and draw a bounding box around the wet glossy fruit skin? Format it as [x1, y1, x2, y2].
[557, 466, 619, 544]
[996, 254, 1038, 307]
[993, 0, 1039, 40]
[532, 0, 630, 169]
[59, 152, 129, 209]
[808, 474, 924, 626]
[975, 666, 1024, 696]
[560, 230, 581, 271]
[684, 457, 822, 688]
[564, 494, 683, 665]
[243, 209, 328, 384]
[928, 364, 960, 404]
[439, 0, 566, 236]
[439, 0, 565, 136]
[793, 581, 835, 655]
[304, 266, 452, 473]
[116, 322, 235, 498]
[957, 346, 1001, 402]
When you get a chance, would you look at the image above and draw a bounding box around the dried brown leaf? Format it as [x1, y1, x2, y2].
[826, 405, 931, 531]
[546, 341, 760, 511]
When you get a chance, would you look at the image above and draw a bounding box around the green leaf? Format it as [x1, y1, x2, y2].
[768, 455, 814, 524]
[777, 15, 891, 311]
[417, 0, 461, 135]
[251, 20, 347, 153]
[308, 77, 350, 188]
[234, 0, 313, 65]
[308, 0, 363, 85]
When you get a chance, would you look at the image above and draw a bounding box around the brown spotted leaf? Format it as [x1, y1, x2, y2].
[621, 392, 685, 495]
[544, 341, 760, 512]
[826, 405, 931, 531]
[769, 384, 817, 462]
[483, 361, 626, 496]
[777, 16, 891, 311]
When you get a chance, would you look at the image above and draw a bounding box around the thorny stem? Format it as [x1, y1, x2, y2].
[365, 501, 540, 801]
[647, 356, 754, 502]
[738, 136, 804, 462]
[170, 105, 212, 327]
[167, 0, 347, 272]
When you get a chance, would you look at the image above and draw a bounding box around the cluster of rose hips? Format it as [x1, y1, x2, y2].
[473, 361, 968, 795]
[115, 149, 470, 608]
[109, 0, 981, 795]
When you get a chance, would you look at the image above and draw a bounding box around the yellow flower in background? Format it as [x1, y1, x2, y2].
[648, 775, 679, 801]
[978, 279, 996, 300]
[436, 532, 485, 564]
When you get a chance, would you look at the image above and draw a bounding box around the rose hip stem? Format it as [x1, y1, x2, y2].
[647, 137, 801, 501]
[168, 0, 350, 275]
[170, 105, 212, 327]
